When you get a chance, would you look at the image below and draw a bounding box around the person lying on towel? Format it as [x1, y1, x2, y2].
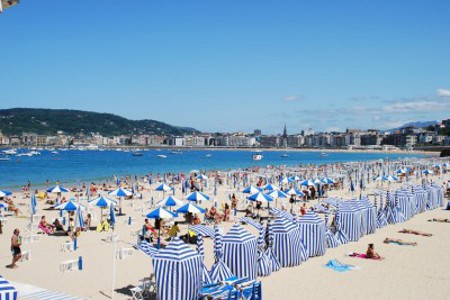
[428, 218, 450, 223]
[383, 238, 417, 246]
[398, 229, 432, 237]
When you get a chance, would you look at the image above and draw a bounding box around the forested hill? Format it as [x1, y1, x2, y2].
[0, 108, 198, 136]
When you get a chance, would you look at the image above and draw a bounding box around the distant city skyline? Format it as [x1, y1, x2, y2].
[1, 1, 450, 134]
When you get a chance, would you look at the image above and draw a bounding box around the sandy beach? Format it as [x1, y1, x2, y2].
[0, 161, 449, 300]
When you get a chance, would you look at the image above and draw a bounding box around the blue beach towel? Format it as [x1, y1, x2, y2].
[325, 259, 359, 272]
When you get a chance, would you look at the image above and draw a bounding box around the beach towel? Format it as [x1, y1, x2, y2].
[324, 259, 359, 272]
[348, 252, 383, 260]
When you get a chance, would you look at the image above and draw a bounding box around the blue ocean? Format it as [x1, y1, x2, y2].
[0, 149, 425, 190]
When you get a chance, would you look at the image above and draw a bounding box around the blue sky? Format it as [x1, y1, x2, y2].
[1, 0, 450, 134]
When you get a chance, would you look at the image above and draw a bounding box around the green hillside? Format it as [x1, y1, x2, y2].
[0, 108, 198, 136]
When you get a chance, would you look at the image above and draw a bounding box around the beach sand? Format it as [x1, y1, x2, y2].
[0, 170, 449, 300]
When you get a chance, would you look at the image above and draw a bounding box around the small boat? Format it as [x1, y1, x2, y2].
[281, 153, 289, 158]
[51, 151, 59, 155]
[319, 152, 329, 157]
[170, 150, 183, 155]
[252, 151, 263, 161]
[0, 157, 11, 161]
[133, 152, 143, 157]
[157, 155, 167, 159]
[3, 149, 17, 155]
[205, 154, 212, 157]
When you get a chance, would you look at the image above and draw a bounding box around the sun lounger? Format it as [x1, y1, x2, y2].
[116, 247, 134, 259]
[61, 241, 74, 252]
[59, 259, 80, 272]
[20, 250, 31, 262]
[106, 233, 119, 243]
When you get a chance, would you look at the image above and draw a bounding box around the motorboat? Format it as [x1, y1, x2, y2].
[157, 154, 167, 159]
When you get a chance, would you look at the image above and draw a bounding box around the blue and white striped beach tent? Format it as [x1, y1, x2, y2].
[190, 225, 215, 238]
[209, 226, 234, 282]
[152, 237, 203, 300]
[222, 224, 258, 280]
[375, 197, 388, 228]
[197, 235, 213, 284]
[411, 186, 427, 213]
[395, 190, 415, 220]
[336, 202, 362, 242]
[272, 217, 308, 267]
[297, 211, 326, 257]
[257, 225, 271, 277]
[352, 197, 376, 235]
[265, 221, 281, 272]
[324, 214, 339, 248]
[334, 212, 350, 244]
[0, 276, 17, 300]
[269, 207, 296, 221]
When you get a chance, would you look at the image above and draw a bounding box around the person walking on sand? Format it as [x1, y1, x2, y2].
[7, 228, 22, 269]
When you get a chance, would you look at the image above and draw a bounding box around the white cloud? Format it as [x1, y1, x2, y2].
[325, 126, 341, 132]
[282, 95, 303, 102]
[381, 100, 450, 113]
[437, 88, 450, 97]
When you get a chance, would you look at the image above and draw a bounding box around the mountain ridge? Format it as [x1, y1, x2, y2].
[0, 108, 199, 136]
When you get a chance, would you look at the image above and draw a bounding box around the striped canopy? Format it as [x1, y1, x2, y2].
[176, 203, 206, 214]
[88, 195, 117, 208]
[146, 207, 178, 219]
[300, 180, 316, 187]
[47, 185, 69, 193]
[0, 190, 12, 197]
[247, 192, 273, 202]
[267, 189, 289, 199]
[265, 222, 281, 272]
[285, 188, 305, 197]
[272, 217, 308, 267]
[54, 200, 84, 212]
[152, 238, 203, 300]
[190, 225, 215, 238]
[158, 196, 183, 207]
[263, 183, 278, 191]
[222, 224, 258, 281]
[136, 241, 160, 257]
[0, 276, 17, 300]
[108, 188, 132, 197]
[279, 177, 294, 184]
[186, 191, 210, 202]
[155, 183, 172, 192]
[257, 225, 271, 277]
[209, 226, 234, 282]
[242, 185, 262, 194]
[297, 211, 326, 257]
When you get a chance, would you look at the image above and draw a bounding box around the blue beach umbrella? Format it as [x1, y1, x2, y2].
[0, 190, 12, 197]
[263, 183, 277, 191]
[108, 188, 132, 197]
[75, 207, 85, 229]
[300, 180, 316, 187]
[88, 195, 117, 208]
[109, 204, 116, 227]
[30, 193, 37, 215]
[247, 191, 273, 202]
[267, 189, 289, 199]
[186, 191, 210, 202]
[47, 185, 69, 193]
[55, 200, 84, 212]
[157, 195, 183, 208]
[242, 185, 262, 194]
[176, 203, 206, 214]
[285, 188, 305, 197]
[146, 207, 178, 219]
[155, 183, 172, 192]
[0, 202, 9, 209]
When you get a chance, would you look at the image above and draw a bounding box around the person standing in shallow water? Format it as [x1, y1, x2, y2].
[8, 228, 22, 269]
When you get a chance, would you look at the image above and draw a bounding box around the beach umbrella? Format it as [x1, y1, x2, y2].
[263, 183, 277, 191]
[422, 169, 433, 175]
[176, 203, 206, 214]
[55, 200, 84, 212]
[300, 180, 315, 187]
[267, 189, 289, 200]
[146, 207, 178, 219]
[321, 178, 335, 184]
[75, 207, 85, 229]
[30, 193, 37, 216]
[285, 188, 305, 197]
[154, 183, 172, 192]
[272, 217, 308, 267]
[279, 177, 293, 185]
[0, 202, 9, 209]
[209, 226, 234, 282]
[47, 185, 69, 193]
[0, 190, 12, 197]
[186, 191, 210, 202]
[222, 224, 258, 280]
[108, 188, 132, 197]
[197, 174, 208, 181]
[247, 192, 273, 203]
[109, 204, 116, 227]
[153, 238, 203, 300]
[297, 211, 326, 257]
[313, 178, 322, 185]
[157, 195, 183, 208]
[88, 195, 117, 208]
[289, 175, 301, 182]
[242, 185, 262, 194]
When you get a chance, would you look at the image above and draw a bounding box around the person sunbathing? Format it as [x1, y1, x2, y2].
[428, 218, 450, 223]
[399, 229, 432, 237]
[39, 216, 55, 234]
[7, 200, 21, 216]
[383, 238, 417, 246]
[366, 243, 382, 259]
